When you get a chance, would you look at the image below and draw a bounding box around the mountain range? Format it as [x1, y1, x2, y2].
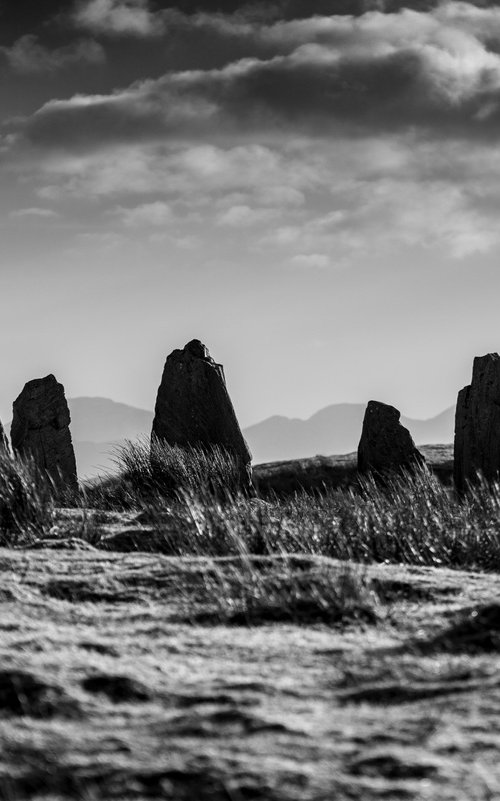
[61, 397, 456, 480]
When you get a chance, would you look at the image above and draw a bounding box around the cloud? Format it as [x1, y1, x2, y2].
[291, 253, 330, 269]
[216, 204, 279, 227]
[10, 3, 500, 154]
[34, 143, 314, 201]
[0, 35, 105, 73]
[6, 1, 500, 263]
[263, 173, 500, 259]
[71, 0, 164, 36]
[21, 129, 500, 260]
[113, 200, 173, 225]
[9, 207, 59, 219]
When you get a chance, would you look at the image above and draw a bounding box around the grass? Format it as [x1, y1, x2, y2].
[3, 436, 500, 574]
[79, 439, 500, 573]
[85, 437, 246, 509]
[0, 448, 56, 546]
[185, 557, 378, 626]
[6, 442, 500, 799]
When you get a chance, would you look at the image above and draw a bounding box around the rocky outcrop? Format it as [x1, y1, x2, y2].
[152, 340, 252, 491]
[454, 353, 500, 493]
[11, 375, 78, 492]
[358, 400, 425, 476]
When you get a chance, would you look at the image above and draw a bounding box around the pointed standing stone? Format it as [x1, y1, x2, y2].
[454, 353, 500, 493]
[358, 400, 425, 476]
[152, 340, 252, 490]
[11, 374, 78, 492]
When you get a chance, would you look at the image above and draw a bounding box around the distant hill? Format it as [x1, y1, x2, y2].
[62, 397, 456, 480]
[68, 397, 153, 443]
[66, 398, 153, 480]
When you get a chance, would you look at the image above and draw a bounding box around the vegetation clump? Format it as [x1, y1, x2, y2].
[0, 449, 56, 546]
[4, 436, 500, 576]
[191, 558, 377, 626]
[86, 437, 245, 509]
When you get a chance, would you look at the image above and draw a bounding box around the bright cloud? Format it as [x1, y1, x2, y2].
[72, 0, 164, 36]
[113, 201, 173, 226]
[12, 4, 500, 155]
[4, 1, 500, 262]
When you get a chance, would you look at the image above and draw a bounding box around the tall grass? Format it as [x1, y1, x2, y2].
[0, 448, 56, 546]
[86, 437, 245, 509]
[273, 467, 500, 571]
[79, 442, 500, 572]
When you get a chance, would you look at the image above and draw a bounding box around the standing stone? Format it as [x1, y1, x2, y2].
[454, 353, 500, 493]
[11, 374, 78, 492]
[152, 340, 252, 490]
[358, 400, 425, 476]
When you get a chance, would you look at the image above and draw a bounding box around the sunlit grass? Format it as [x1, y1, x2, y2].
[80, 439, 500, 572]
[0, 448, 56, 546]
[85, 436, 245, 509]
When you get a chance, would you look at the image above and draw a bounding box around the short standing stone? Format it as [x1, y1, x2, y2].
[151, 340, 252, 490]
[454, 353, 500, 493]
[358, 400, 425, 476]
[11, 374, 78, 492]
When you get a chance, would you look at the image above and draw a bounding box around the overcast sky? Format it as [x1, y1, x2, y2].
[2, 0, 500, 426]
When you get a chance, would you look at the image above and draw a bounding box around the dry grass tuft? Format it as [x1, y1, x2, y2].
[0, 449, 56, 546]
[188, 558, 378, 626]
[85, 437, 245, 509]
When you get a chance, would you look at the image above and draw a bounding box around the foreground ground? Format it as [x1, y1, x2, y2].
[2, 537, 500, 800]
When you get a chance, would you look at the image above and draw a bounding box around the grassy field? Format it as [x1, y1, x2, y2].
[2, 443, 500, 800]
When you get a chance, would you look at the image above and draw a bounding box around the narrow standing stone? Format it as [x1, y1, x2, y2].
[454, 353, 500, 493]
[11, 374, 78, 492]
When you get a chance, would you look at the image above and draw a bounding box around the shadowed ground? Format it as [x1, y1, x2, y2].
[2, 545, 500, 800]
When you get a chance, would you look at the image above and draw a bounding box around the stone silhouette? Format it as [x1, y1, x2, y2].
[454, 353, 500, 493]
[152, 340, 252, 490]
[358, 400, 425, 476]
[11, 374, 78, 492]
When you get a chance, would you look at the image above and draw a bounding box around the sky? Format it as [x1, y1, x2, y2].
[2, 0, 500, 427]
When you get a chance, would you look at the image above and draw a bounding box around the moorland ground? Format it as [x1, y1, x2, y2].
[2, 443, 500, 801]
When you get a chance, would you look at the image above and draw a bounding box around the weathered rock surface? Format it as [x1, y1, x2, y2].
[11, 374, 78, 492]
[454, 353, 500, 493]
[152, 340, 252, 490]
[358, 400, 425, 476]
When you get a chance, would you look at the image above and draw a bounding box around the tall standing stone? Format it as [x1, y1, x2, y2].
[11, 374, 78, 492]
[454, 353, 500, 493]
[358, 400, 425, 476]
[152, 340, 252, 490]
